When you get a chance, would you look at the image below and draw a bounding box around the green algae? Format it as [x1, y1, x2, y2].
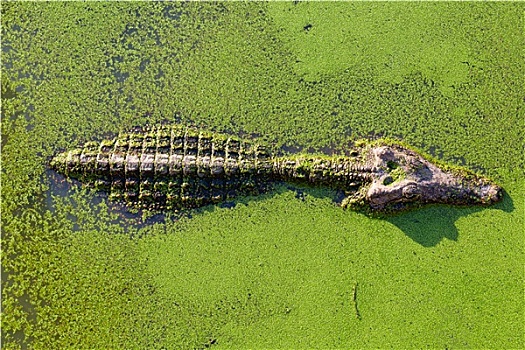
[1, 2, 523, 349]
[267, 2, 473, 90]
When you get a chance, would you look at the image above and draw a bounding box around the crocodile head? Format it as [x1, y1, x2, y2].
[349, 144, 503, 212]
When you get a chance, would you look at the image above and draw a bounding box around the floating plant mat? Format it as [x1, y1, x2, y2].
[1, 2, 523, 349]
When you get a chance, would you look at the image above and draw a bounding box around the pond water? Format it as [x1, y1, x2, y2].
[2, 2, 523, 349]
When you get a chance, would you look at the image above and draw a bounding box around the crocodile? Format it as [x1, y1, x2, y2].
[50, 125, 503, 213]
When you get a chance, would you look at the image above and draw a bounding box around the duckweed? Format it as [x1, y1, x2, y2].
[1, 2, 523, 349]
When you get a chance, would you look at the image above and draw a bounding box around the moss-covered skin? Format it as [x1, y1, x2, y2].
[51, 125, 502, 213]
[51, 125, 274, 210]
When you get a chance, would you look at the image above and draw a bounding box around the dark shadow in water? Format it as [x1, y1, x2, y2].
[46, 169, 170, 232]
[46, 171, 298, 232]
[274, 183, 515, 247]
[385, 188, 514, 247]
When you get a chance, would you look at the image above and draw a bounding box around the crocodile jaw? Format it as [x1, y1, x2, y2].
[364, 145, 503, 211]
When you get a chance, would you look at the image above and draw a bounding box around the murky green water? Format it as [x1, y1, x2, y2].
[2, 2, 523, 349]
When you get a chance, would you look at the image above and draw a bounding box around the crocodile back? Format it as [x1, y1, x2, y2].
[53, 125, 275, 210]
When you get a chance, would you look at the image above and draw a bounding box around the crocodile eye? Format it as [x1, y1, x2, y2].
[402, 184, 419, 199]
[383, 176, 394, 186]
